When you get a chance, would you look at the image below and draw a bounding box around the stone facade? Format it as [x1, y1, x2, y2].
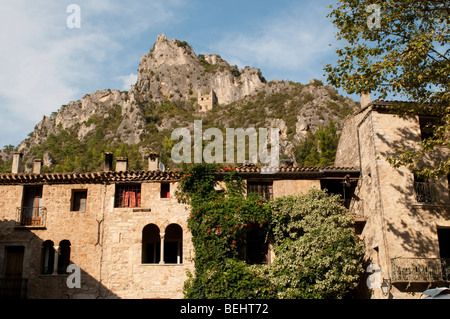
[335, 100, 450, 299]
[0, 162, 357, 299]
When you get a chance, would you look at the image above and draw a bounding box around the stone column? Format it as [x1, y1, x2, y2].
[159, 233, 165, 265]
[53, 246, 60, 275]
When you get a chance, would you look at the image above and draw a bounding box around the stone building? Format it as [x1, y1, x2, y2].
[0, 152, 357, 299]
[2, 95, 448, 299]
[198, 89, 217, 112]
[335, 96, 450, 299]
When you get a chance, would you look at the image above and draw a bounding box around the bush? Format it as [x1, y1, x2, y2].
[179, 164, 365, 299]
[269, 188, 365, 298]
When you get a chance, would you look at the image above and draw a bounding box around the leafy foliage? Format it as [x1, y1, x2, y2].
[294, 121, 340, 166]
[325, 0, 449, 177]
[268, 188, 365, 298]
[178, 164, 275, 299]
[178, 164, 365, 299]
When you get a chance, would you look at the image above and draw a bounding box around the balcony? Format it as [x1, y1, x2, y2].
[391, 258, 450, 283]
[0, 278, 27, 299]
[16, 207, 47, 228]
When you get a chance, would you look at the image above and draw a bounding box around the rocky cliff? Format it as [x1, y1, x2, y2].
[0, 34, 359, 173]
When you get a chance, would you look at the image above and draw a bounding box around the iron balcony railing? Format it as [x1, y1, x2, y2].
[414, 182, 433, 204]
[16, 207, 47, 228]
[0, 278, 28, 299]
[391, 258, 450, 283]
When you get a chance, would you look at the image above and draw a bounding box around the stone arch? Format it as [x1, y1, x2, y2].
[41, 240, 55, 274]
[142, 224, 161, 264]
[164, 224, 183, 264]
[58, 240, 71, 274]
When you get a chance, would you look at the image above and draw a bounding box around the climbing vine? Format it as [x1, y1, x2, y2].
[177, 164, 365, 299]
[177, 164, 275, 299]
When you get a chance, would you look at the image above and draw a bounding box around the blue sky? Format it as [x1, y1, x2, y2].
[0, 0, 365, 148]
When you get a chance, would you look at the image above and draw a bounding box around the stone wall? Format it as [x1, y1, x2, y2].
[338, 107, 450, 299]
[273, 179, 321, 198]
[0, 177, 330, 299]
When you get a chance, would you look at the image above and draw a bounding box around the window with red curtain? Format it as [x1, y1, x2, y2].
[115, 184, 142, 208]
[160, 183, 170, 199]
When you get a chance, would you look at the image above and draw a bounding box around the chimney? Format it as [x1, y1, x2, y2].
[104, 152, 113, 172]
[115, 157, 128, 172]
[12, 152, 23, 174]
[148, 153, 160, 171]
[360, 92, 371, 108]
[33, 159, 43, 174]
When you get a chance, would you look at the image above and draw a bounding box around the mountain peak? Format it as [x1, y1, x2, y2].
[132, 34, 266, 105]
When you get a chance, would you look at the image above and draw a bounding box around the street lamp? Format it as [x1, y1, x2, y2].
[381, 278, 391, 296]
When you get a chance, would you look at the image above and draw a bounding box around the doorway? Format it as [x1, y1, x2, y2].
[2, 246, 26, 299]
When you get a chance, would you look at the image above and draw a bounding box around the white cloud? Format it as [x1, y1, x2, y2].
[210, 3, 336, 82]
[117, 73, 138, 91]
[0, 0, 186, 147]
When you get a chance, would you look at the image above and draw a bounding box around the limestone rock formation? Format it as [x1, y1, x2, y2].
[0, 34, 359, 173]
[133, 34, 266, 105]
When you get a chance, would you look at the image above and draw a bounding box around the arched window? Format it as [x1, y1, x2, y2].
[58, 240, 71, 274]
[142, 224, 161, 264]
[164, 224, 183, 264]
[42, 240, 55, 275]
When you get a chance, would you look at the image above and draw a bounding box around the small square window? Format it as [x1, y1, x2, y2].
[72, 190, 87, 212]
[419, 116, 438, 141]
[247, 181, 273, 200]
[161, 183, 170, 199]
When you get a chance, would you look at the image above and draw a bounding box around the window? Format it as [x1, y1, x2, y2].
[71, 190, 87, 212]
[164, 224, 183, 264]
[245, 228, 270, 265]
[114, 184, 141, 208]
[321, 178, 356, 209]
[438, 228, 450, 259]
[142, 224, 161, 264]
[142, 224, 183, 265]
[437, 228, 450, 281]
[247, 181, 273, 200]
[414, 175, 433, 203]
[58, 240, 71, 274]
[419, 116, 439, 141]
[42, 241, 55, 274]
[41, 240, 71, 275]
[160, 183, 170, 199]
[21, 186, 43, 226]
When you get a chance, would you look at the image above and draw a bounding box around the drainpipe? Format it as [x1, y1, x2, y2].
[96, 182, 107, 298]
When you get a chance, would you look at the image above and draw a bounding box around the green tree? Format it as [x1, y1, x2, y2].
[268, 188, 365, 298]
[295, 121, 340, 167]
[325, 0, 449, 177]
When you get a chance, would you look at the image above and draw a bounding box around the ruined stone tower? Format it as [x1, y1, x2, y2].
[197, 89, 217, 112]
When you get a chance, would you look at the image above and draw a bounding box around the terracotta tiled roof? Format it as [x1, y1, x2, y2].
[0, 166, 359, 185]
[358, 99, 429, 115]
[0, 170, 180, 185]
[218, 165, 358, 174]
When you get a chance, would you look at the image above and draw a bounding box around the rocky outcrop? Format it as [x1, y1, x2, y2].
[3, 34, 358, 172]
[133, 34, 266, 105]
